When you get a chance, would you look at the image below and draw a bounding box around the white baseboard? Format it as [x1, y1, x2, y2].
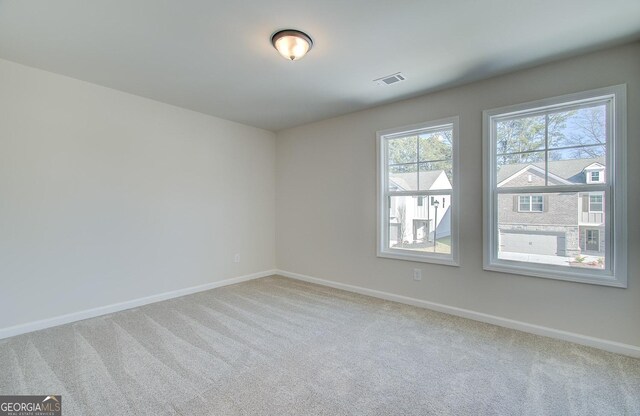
[0, 269, 277, 340]
[276, 269, 640, 358]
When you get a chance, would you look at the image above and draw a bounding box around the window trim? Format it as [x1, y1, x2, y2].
[482, 85, 627, 287]
[377, 116, 460, 266]
[590, 171, 601, 183]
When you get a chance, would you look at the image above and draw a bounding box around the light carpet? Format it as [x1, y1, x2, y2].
[0, 275, 638, 415]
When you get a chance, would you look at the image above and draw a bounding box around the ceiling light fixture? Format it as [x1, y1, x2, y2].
[271, 29, 313, 61]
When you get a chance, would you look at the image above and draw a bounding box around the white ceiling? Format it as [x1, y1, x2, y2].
[1, 0, 639, 131]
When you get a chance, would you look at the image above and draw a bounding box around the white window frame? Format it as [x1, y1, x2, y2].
[589, 193, 604, 213]
[590, 171, 600, 183]
[483, 85, 627, 287]
[377, 117, 459, 266]
[518, 195, 543, 212]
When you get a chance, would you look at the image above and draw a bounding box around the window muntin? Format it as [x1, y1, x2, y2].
[484, 86, 627, 287]
[591, 171, 600, 182]
[377, 117, 459, 265]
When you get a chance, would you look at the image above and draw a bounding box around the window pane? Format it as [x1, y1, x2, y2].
[388, 164, 417, 191]
[547, 147, 605, 186]
[419, 130, 452, 162]
[531, 195, 543, 212]
[548, 105, 607, 149]
[388, 194, 452, 255]
[419, 160, 453, 189]
[496, 115, 546, 155]
[497, 192, 605, 269]
[496, 152, 545, 188]
[387, 136, 417, 165]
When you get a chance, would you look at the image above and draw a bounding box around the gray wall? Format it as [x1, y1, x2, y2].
[276, 42, 640, 347]
[0, 59, 277, 330]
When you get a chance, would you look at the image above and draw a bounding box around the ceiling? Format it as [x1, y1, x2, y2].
[1, 1, 639, 131]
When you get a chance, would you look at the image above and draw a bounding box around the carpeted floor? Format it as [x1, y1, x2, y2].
[0, 275, 638, 415]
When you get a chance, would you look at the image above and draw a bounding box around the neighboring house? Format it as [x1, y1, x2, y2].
[497, 157, 605, 258]
[388, 170, 451, 246]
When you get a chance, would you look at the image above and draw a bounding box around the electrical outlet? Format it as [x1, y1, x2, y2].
[234, 253, 240, 263]
[413, 269, 422, 281]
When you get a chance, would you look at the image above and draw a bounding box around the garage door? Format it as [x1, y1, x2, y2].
[500, 231, 565, 256]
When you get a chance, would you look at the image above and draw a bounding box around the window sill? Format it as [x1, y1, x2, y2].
[378, 249, 459, 267]
[483, 260, 626, 288]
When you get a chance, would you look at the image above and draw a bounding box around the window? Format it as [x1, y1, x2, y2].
[377, 117, 459, 265]
[586, 168, 605, 184]
[483, 85, 627, 287]
[589, 194, 603, 212]
[518, 195, 544, 212]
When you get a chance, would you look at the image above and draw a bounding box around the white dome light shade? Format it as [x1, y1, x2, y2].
[271, 30, 313, 61]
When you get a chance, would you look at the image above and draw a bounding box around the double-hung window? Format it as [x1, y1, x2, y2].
[377, 117, 459, 265]
[483, 86, 627, 287]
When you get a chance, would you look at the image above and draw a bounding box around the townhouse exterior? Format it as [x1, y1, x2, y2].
[387, 157, 605, 260]
[496, 157, 605, 259]
[388, 170, 452, 247]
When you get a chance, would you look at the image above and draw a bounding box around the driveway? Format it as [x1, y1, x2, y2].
[499, 251, 571, 266]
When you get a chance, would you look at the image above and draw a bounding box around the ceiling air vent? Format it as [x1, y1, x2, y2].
[374, 72, 406, 86]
